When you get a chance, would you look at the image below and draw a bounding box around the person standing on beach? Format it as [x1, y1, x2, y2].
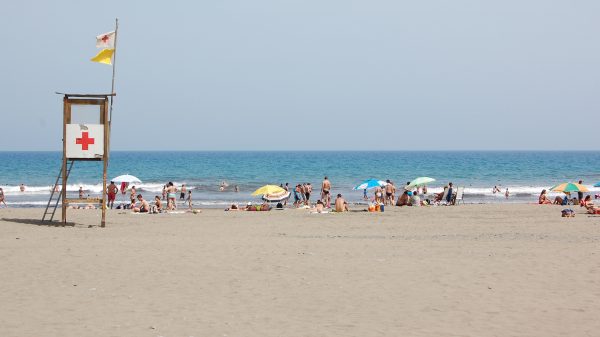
[186, 190, 192, 210]
[446, 183, 454, 204]
[107, 181, 118, 209]
[385, 180, 396, 205]
[283, 183, 289, 205]
[20, 184, 25, 192]
[121, 182, 128, 196]
[130, 186, 137, 202]
[505, 188, 510, 199]
[0, 188, 6, 207]
[305, 183, 312, 206]
[166, 182, 177, 210]
[78, 186, 84, 199]
[162, 185, 167, 200]
[293, 184, 302, 207]
[577, 180, 584, 202]
[321, 177, 331, 208]
[180, 184, 187, 200]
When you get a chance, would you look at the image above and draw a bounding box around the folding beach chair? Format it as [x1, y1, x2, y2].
[454, 186, 464, 205]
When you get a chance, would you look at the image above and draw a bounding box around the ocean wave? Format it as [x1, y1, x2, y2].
[2, 183, 599, 197]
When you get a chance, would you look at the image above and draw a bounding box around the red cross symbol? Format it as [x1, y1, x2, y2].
[75, 132, 95, 150]
[101, 35, 110, 43]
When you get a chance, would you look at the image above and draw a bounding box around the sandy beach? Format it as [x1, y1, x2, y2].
[1, 204, 598, 337]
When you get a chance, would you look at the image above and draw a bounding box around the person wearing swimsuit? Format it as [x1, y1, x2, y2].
[305, 183, 312, 206]
[133, 194, 150, 213]
[321, 176, 331, 208]
[166, 182, 177, 210]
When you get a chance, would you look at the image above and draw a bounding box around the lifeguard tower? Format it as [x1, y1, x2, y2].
[42, 93, 114, 227]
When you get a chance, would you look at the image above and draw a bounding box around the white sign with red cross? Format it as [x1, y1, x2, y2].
[65, 124, 104, 159]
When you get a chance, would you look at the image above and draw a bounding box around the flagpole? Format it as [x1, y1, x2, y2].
[108, 18, 118, 162]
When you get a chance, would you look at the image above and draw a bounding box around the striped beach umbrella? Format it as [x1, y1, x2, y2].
[549, 182, 589, 193]
[353, 179, 387, 190]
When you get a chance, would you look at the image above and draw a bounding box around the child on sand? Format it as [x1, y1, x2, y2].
[186, 190, 192, 210]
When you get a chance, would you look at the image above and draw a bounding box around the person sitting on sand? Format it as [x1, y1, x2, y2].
[554, 192, 570, 205]
[335, 194, 349, 212]
[133, 194, 150, 213]
[434, 186, 447, 203]
[582, 195, 599, 214]
[409, 191, 421, 206]
[151, 196, 163, 213]
[396, 191, 410, 206]
[538, 189, 552, 204]
[315, 199, 324, 213]
[225, 203, 240, 211]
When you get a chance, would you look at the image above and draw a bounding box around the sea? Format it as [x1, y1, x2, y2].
[1, 151, 599, 208]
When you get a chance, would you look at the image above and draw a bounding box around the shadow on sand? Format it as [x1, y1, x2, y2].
[0, 218, 98, 228]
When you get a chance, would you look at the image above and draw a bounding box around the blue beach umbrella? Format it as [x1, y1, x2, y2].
[594, 182, 600, 187]
[353, 179, 387, 190]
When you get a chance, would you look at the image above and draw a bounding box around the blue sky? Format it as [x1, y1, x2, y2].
[1, 0, 599, 150]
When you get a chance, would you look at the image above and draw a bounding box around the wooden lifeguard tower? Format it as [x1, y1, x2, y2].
[42, 93, 114, 227]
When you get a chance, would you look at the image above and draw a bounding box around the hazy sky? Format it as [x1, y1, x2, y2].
[1, 0, 599, 150]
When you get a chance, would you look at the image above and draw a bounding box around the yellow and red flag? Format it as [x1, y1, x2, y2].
[91, 30, 115, 65]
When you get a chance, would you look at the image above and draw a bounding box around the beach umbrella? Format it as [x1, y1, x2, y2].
[406, 177, 436, 189]
[111, 174, 142, 184]
[594, 182, 600, 187]
[251, 185, 285, 196]
[353, 179, 387, 190]
[549, 182, 589, 193]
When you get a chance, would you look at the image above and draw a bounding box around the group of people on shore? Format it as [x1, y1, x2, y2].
[286, 177, 348, 212]
[538, 180, 599, 214]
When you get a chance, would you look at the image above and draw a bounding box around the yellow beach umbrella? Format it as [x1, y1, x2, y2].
[251, 185, 285, 196]
[549, 182, 589, 193]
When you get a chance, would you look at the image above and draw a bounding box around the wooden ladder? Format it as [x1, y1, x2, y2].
[42, 161, 74, 222]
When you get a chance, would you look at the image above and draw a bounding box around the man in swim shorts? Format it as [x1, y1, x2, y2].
[305, 183, 312, 206]
[180, 184, 187, 200]
[335, 193, 349, 212]
[107, 181, 118, 209]
[133, 194, 150, 213]
[385, 180, 396, 205]
[321, 176, 331, 208]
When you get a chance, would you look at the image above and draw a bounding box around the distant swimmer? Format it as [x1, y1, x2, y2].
[234, 185, 239, 193]
[493, 186, 501, 194]
[79, 186, 84, 199]
[20, 184, 25, 192]
[505, 188, 510, 199]
[220, 181, 228, 192]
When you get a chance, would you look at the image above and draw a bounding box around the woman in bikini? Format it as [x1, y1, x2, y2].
[538, 189, 552, 204]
